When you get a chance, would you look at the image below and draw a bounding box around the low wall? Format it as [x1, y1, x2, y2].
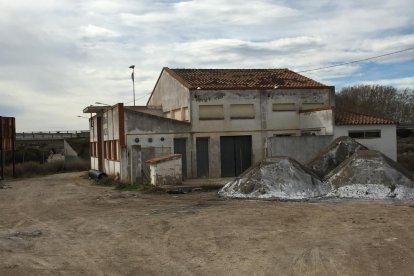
[267, 135, 333, 163]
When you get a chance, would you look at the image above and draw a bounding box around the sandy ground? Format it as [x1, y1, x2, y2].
[1, 172, 414, 275]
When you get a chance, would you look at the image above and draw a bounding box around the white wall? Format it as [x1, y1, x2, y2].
[150, 157, 182, 186]
[300, 109, 333, 135]
[334, 125, 397, 160]
[91, 157, 99, 170]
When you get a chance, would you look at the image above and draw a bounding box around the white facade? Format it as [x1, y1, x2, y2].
[148, 155, 182, 186]
[334, 125, 397, 160]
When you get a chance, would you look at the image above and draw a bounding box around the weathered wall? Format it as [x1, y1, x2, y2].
[104, 159, 121, 177]
[147, 70, 190, 121]
[149, 157, 182, 186]
[267, 135, 334, 163]
[125, 109, 192, 178]
[91, 157, 99, 170]
[334, 125, 397, 160]
[103, 105, 120, 141]
[90, 116, 98, 142]
[190, 88, 333, 133]
[191, 131, 264, 178]
[190, 90, 262, 133]
[265, 88, 332, 131]
[300, 109, 333, 135]
[125, 109, 190, 134]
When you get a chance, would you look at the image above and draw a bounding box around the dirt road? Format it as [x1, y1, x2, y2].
[1, 172, 414, 275]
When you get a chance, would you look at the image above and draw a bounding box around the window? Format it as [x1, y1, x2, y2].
[182, 107, 189, 121]
[349, 130, 381, 139]
[164, 111, 171, 119]
[272, 103, 296, 111]
[199, 105, 224, 120]
[230, 104, 255, 119]
[90, 142, 97, 157]
[301, 102, 325, 110]
[172, 108, 181, 120]
[112, 140, 119, 161]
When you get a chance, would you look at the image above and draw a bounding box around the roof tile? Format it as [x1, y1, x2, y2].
[335, 111, 397, 125]
[167, 68, 328, 90]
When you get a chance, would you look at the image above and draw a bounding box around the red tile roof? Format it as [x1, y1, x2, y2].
[335, 111, 397, 125]
[165, 68, 329, 90]
[146, 154, 182, 164]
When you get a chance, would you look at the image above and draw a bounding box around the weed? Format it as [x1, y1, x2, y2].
[2, 160, 90, 178]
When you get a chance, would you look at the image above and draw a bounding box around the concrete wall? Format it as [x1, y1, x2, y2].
[63, 140, 78, 160]
[334, 125, 397, 160]
[125, 109, 192, 178]
[91, 157, 99, 170]
[191, 131, 264, 178]
[300, 109, 333, 135]
[267, 135, 334, 163]
[266, 88, 332, 131]
[125, 109, 190, 134]
[90, 116, 98, 143]
[104, 159, 121, 177]
[147, 70, 190, 121]
[103, 105, 120, 141]
[190, 88, 333, 133]
[149, 157, 182, 186]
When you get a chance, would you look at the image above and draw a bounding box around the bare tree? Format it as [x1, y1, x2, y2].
[336, 85, 414, 123]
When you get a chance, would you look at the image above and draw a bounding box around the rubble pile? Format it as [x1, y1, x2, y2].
[326, 150, 414, 199]
[219, 137, 414, 200]
[218, 157, 329, 199]
[307, 136, 368, 178]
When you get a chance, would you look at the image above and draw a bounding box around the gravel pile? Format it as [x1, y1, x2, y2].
[219, 137, 414, 200]
[219, 157, 329, 199]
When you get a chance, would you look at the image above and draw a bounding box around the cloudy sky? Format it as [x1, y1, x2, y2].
[0, 0, 413, 131]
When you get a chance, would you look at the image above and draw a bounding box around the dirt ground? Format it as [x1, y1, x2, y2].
[1, 172, 414, 275]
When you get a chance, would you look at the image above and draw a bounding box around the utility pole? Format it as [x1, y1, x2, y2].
[129, 65, 135, 106]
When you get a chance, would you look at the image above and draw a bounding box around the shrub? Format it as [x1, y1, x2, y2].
[398, 154, 414, 176]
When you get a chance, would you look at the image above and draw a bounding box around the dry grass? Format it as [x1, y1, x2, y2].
[3, 160, 89, 178]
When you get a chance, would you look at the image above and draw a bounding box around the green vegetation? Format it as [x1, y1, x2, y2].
[95, 176, 163, 192]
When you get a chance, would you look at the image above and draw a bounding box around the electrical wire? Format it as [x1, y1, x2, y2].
[297, 46, 414, 73]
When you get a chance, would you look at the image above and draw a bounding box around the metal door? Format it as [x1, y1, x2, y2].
[173, 138, 187, 178]
[196, 137, 209, 177]
[220, 136, 252, 177]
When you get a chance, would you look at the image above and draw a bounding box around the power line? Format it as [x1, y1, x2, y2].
[124, 92, 151, 104]
[297, 46, 414, 73]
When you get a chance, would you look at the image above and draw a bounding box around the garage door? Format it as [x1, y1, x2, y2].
[220, 135, 252, 177]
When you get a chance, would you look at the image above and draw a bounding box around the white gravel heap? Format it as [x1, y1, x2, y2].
[218, 157, 330, 199]
[307, 136, 368, 178]
[325, 150, 414, 199]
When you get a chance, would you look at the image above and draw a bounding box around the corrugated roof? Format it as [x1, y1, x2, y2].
[335, 111, 397, 125]
[165, 68, 329, 90]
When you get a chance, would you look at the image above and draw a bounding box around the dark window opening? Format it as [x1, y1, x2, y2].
[349, 130, 381, 139]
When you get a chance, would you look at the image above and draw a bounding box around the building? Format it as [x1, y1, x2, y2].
[334, 111, 397, 160]
[85, 68, 336, 183]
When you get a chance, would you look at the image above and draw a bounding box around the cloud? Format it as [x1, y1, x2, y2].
[361, 76, 414, 89]
[80, 24, 118, 39]
[0, 0, 414, 131]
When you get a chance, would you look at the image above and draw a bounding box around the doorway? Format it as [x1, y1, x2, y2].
[220, 135, 252, 177]
[196, 137, 209, 177]
[173, 138, 187, 178]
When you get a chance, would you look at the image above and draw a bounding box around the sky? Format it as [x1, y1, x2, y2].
[0, 0, 413, 131]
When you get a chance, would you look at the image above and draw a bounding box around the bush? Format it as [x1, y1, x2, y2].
[398, 154, 414, 175]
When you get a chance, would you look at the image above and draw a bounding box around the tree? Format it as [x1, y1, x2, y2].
[336, 84, 414, 123]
